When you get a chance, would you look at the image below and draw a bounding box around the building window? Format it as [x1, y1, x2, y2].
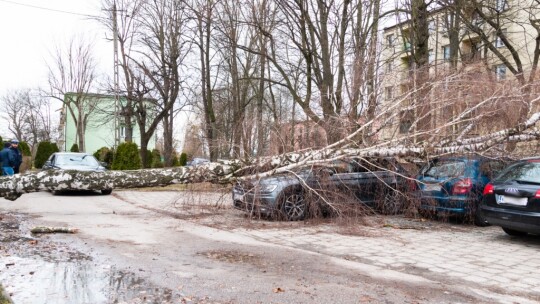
[471, 11, 482, 27]
[495, 28, 507, 48]
[399, 119, 412, 134]
[494, 64, 506, 80]
[403, 40, 412, 52]
[496, 0, 508, 11]
[385, 87, 393, 100]
[428, 20, 436, 34]
[386, 34, 395, 47]
[119, 125, 126, 139]
[442, 45, 451, 61]
[386, 60, 393, 73]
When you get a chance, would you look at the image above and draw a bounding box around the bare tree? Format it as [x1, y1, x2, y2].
[47, 38, 98, 152]
[2, 88, 55, 150]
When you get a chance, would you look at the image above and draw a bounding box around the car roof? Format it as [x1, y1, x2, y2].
[54, 152, 92, 156]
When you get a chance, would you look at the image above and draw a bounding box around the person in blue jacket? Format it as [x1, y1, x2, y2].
[0, 142, 15, 176]
[9, 139, 22, 174]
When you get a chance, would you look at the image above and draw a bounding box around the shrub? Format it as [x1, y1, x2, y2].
[18, 141, 31, 156]
[112, 142, 141, 170]
[179, 152, 188, 166]
[70, 143, 79, 152]
[150, 149, 163, 168]
[94, 147, 114, 168]
[34, 141, 59, 168]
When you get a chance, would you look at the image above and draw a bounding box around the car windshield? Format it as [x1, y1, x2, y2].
[56, 154, 99, 167]
[494, 161, 540, 184]
[422, 160, 466, 178]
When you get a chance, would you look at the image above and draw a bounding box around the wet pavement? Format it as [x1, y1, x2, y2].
[1, 190, 540, 303]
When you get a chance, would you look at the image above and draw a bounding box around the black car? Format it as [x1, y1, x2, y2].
[480, 158, 540, 236]
[233, 158, 415, 220]
[42, 152, 113, 195]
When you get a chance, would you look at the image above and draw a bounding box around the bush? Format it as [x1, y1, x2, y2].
[93, 147, 114, 168]
[112, 142, 141, 170]
[179, 152, 188, 166]
[18, 141, 31, 156]
[151, 149, 163, 168]
[70, 143, 79, 152]
[34, 141, 59, 168]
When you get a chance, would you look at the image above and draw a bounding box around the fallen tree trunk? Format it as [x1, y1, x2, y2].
[31, 226, 79, 234]
[1, 103, 540, 201]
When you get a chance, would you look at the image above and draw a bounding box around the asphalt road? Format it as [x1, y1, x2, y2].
[1, 190, 539, 303]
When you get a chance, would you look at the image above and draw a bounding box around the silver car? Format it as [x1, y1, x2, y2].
[42, 152, 113, 195]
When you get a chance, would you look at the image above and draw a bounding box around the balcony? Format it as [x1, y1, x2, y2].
[461, 52, 482, 64]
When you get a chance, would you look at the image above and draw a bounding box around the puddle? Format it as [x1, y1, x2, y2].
[1, 257, 173, 303]
[1, 213, 176, 303]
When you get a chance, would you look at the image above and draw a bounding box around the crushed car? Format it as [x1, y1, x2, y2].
[232, 158, 416, 220]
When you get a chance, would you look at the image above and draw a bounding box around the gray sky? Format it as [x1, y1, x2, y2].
[0, 0, 111, 137]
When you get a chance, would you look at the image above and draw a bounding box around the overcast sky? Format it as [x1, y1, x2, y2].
[0, 0, 112, 137]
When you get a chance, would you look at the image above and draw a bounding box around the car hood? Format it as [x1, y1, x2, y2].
[56, 165, 106, 172]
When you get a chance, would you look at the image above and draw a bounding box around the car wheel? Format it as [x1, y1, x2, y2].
[380, 191, 403, 215]
[279, 189, 306, 221]
[502, 227, 528, 236]
[101, 189, 113, 195]
[473, 209, 490, 227]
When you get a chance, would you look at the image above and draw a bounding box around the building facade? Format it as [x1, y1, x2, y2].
[58, 93, 156, 154]
[380, 0, 540, 140]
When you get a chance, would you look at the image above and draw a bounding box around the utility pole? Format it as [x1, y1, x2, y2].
[112, 1, 120, 148]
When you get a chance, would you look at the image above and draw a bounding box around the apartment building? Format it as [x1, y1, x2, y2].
[380, 0, 540, 140]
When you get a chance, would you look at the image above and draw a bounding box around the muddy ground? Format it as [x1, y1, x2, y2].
[0, 190, 533, 303]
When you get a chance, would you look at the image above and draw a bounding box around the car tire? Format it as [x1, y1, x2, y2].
[473, 210, 490, 227]
[279, 189, 306, 221]
[101, 189, 113, 195]
[380, 191, 403, 215]
[502, 227, 528, 237]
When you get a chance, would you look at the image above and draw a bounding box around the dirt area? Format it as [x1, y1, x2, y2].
[2, 190, 535, 303]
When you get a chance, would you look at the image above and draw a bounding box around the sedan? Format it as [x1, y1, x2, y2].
[480, 158, 540, 236]
[42, 152, 113, 195]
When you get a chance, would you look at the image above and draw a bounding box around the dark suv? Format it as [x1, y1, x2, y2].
[415, 156, 506, 225]
[232, 158, 415, 220]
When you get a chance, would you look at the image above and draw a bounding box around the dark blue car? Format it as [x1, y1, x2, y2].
[415, 156, 506, 225]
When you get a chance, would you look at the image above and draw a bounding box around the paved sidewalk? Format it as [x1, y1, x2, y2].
[115, 190, 540, 302]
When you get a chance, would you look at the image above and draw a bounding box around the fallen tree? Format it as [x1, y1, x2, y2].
[2, 75, 540, 201]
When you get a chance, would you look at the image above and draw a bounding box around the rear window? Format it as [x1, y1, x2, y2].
[422, 160, 466, 178]
[494, 162, 540, 183]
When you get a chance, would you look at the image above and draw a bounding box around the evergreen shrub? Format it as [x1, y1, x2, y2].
[179, 152, 188, 166]
[151, 149, 163, 168]
[70, 143, 79, 152]
[112, 142, 141, 170]
[18, 141, 31, 156]
[34, 141, 59, 168]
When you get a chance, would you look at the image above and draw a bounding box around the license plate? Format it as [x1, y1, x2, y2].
[495, 194, 527, 206]
[233, 192, 244, 201]
[424, 183, 441, 191]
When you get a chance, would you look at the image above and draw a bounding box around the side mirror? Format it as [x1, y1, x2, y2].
[43, 161, 52, 169]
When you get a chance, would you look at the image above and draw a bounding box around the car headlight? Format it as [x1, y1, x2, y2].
[259, 184, 277, 193]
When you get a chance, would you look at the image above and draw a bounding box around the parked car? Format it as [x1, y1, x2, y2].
[187, 158, 210, 166]
[479, 158, 540, 236]
[415, 155, 506, 225]
[232, 158, 415, 221]
[42, 152, 112, 195]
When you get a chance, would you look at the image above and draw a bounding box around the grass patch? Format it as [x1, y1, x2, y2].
[0, 284, 12, 304]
